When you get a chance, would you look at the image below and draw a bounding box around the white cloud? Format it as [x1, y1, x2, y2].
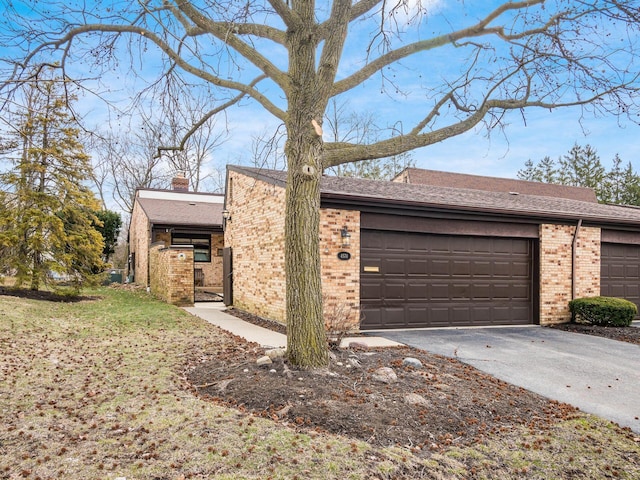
[383, 0, 443, 27]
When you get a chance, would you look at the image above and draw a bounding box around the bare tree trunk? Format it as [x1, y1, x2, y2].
[284, 8, 329, 368]
[284, 131, 327, 368]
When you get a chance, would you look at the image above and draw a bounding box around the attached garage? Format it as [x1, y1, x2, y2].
[601, 242, 640, 312]
[360, 230, 535, 329]
[225, 166, 640, 331]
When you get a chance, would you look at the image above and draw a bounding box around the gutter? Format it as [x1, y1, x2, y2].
[572, 219, 583, 300]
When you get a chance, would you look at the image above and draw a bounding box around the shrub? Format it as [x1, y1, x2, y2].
[569, 296, 638, 327]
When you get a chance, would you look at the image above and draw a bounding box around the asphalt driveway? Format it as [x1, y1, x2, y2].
[374, 326, 640, 433]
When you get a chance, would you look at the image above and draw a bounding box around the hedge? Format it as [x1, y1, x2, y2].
[569, 296, 638, 327]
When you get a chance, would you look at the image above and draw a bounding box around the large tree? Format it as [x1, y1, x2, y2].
[0, 72, 104, 291]
[2, 1, 640, 366]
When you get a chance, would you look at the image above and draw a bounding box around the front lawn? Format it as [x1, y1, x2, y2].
[1, 286, 638, 479]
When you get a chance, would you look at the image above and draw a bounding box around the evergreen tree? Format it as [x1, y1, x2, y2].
[93, 210, 122, 263]
[599, 155, 640, 205]
[0, 73, 104, 291]
[518, 146, 640, 206]
[558, 144, 605, 198]
[517, 156, 558, 183]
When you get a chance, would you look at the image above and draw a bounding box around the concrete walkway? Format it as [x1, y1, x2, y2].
[184, 302, 402, 349]
[375, 326, 640, 433]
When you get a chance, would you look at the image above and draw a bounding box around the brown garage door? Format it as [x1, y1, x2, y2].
[360, 230, 535, 329]
[601, 243, 640, 312]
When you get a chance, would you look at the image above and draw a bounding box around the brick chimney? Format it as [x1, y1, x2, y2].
[171, 173, 189, 192]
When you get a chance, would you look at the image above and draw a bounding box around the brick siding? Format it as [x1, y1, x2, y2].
[149, 244, 195, 306]
[226, 171, 362, 329]
[320, 208, 361, 331]
[539, 224, 601, 324]
[225, 171, 287, 321]
[129, 200, 150, 285]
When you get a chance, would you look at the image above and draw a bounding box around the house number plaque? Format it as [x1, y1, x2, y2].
[337, 251, 351, 261]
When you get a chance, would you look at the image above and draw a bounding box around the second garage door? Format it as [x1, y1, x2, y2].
[360, 230, 535, 329]
[601, 242, 640, 313]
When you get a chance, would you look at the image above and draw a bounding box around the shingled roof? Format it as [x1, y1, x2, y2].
[394, 168, 598, 203]
[136, 195, 224, 227]
[229, 166, 640, 228]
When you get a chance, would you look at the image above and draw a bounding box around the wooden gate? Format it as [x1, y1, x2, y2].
[223, 247, 233, 306]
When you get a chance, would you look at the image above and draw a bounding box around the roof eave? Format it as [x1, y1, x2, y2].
[320, 192, 640, 229]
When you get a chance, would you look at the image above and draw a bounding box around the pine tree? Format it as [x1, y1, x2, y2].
[519, 146, 640, 206]
[558, 144, 605, 197]
[0, 73, 104, 291]
[517, 157, 558, 183]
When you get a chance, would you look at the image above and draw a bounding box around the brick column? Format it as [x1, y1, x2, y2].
[539, 224, 601, 325]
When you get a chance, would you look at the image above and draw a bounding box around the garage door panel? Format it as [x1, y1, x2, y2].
[604, 284, 625, 298]
[382, 258, 405, 275]
[430, 260, 451, 276]
[626, 265, 639, 277]
[361, 230, 534, 329]
[384, 283, 405, 299]
[430, 283, 450, 300]
[510, 261, 531, 278]
[473, 307, 492, 323]
[360, 281, 383, 301]
[472, 283, 492, 300]
[451, 307, 471, 323]
[451, 237, 472, 254]
[606, 265, 625, 278]
[407, 283, 427, 300]
[511, 306, 533, 323]
[601, 243, 640, 315]
[492, 307, 512, 322]
[625, 285, 640, 298]
[452, 261, 471, 276]
[407, 259, 428, 275]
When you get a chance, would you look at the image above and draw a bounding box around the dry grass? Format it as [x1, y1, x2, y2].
[1, 286, 639, 479]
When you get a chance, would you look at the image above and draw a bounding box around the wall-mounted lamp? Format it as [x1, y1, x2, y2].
[340, 226, 351, 248]
[222, 209, 231, 222]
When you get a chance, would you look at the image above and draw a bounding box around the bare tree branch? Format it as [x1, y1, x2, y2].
[156, 74, 267, 157]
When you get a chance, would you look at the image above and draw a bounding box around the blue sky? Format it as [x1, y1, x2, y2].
[3, 0, 640, 186]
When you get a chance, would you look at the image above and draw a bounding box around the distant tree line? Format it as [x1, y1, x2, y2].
[517, 144, 640, 206]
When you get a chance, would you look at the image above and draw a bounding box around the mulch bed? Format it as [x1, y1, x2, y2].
[187, 343, 577, 456]
[550, 322, 640, 345]
[186, 309, 640, 456]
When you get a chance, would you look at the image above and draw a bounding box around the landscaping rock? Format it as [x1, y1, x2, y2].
[256, 355, 272, 366]
[402, 357, 423, 368]
[404, 393, 431, 407]
[372, 366, 397, 384]
[265, 348, 286, 360]
[347, 341, 369, 350]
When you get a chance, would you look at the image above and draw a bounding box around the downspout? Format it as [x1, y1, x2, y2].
[571, 219, 583, 300]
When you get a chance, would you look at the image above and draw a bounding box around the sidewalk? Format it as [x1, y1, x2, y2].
[184, 302, 403, 349]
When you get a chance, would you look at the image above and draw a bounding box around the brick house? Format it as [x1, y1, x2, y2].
[224, 165, 640, 331]
[128, 175, 225, 291]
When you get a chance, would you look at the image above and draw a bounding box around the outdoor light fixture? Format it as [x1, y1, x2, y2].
[340, 226, 351, 247]
[222, 209, 231, 222]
